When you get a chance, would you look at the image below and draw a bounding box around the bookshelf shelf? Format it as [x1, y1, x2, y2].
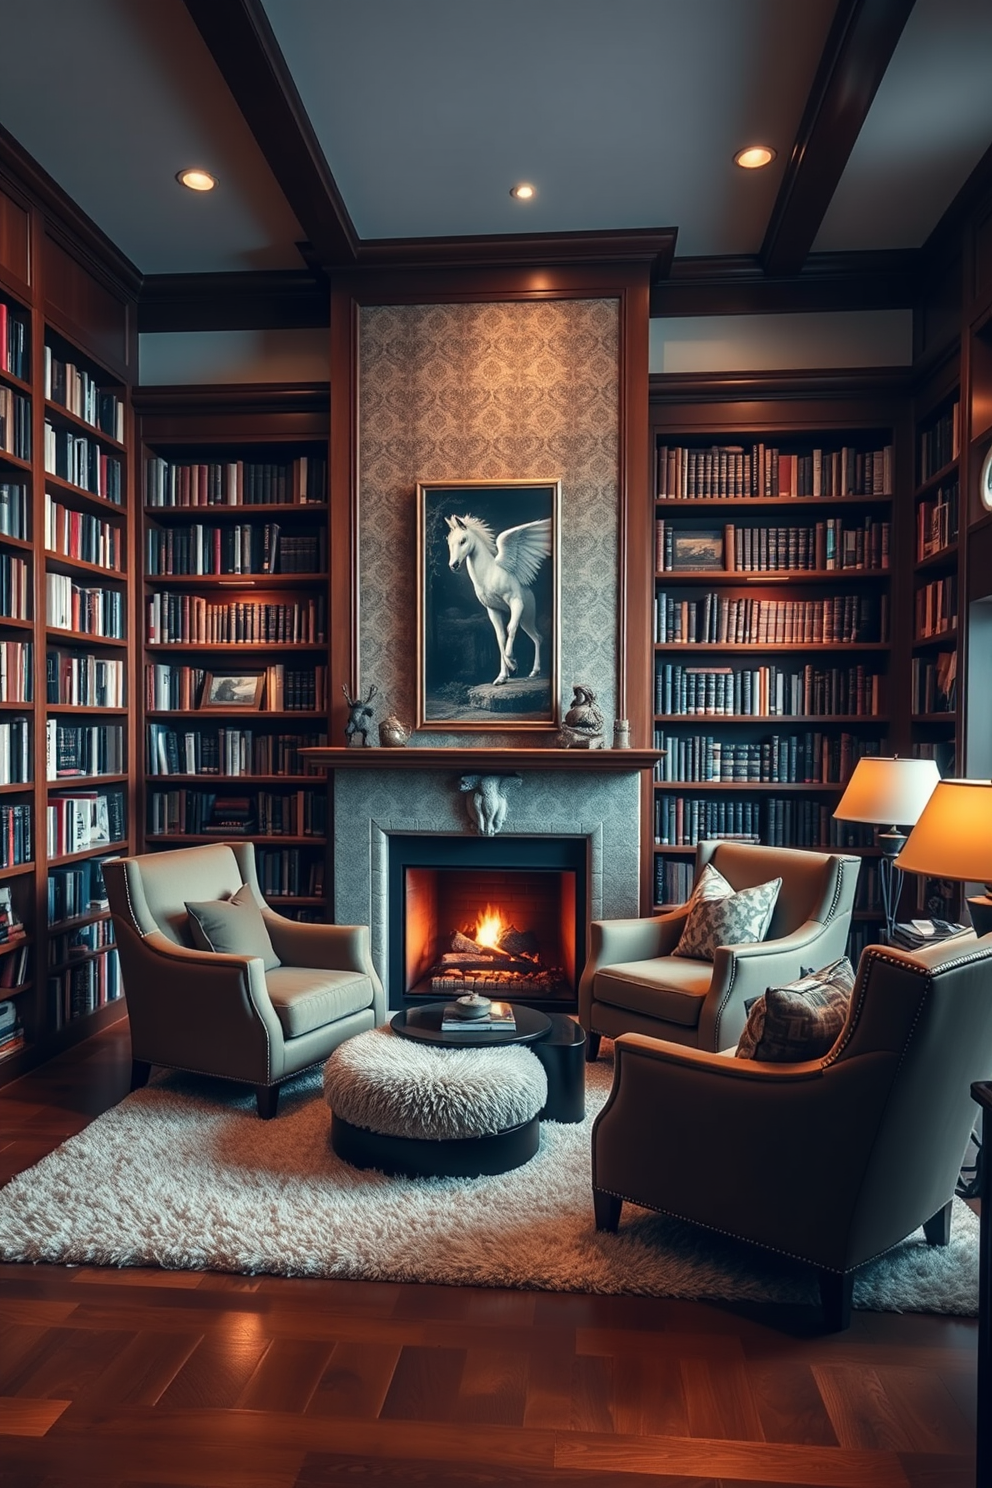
[47, 841, 128, 869]
[653, 568, 888, 584]
[43, 472, 124, 515]
[0, 861, 35, 878]
[45, 627, 127, 648]
[653, 642, 890, 654]
[47, 773, 128, 788]
[653, 714, 890, 725]
[0, 781, 32, 795]
[45, 552, 128, 582]
[143, 502, 328, 520]
[148, 573, 327, 588]
[44, 400, 126, 452]
[146, 833, 326, 845]
[145, 642, 326, 653]
[46, 704, 128, 715]
[0, 533, 32, 555]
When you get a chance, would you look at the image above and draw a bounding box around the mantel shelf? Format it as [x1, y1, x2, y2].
[300, 746, 662, 773]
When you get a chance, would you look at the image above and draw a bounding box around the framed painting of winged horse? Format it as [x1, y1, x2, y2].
[416, 479, 561, 731]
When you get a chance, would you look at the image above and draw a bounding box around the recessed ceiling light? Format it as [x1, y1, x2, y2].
[734, 145, 776, 170]
[176, 168, 217, 192]
[510, 183, 536, 201]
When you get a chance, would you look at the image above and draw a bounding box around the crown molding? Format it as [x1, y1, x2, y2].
[649, 365, 913, 404]
[137, 269, 330, 332]
[132, 381, 329, 417]
[653, 250, 920, 317]
[352, 226, 677, 281]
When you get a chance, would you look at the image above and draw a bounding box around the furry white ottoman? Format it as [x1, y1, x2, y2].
[323, 1025, 548, 1178]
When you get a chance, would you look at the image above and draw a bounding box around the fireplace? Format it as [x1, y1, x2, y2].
[389, 835, 587, 1009]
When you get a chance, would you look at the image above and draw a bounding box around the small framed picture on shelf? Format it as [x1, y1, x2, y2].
[200, 671, 265, 710]
[669, 528, 726, 572]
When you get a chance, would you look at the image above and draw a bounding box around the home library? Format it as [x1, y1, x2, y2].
[0, 173, 137, 1085]
[134, 387, 332, 925]
[648, 384, 908, 957]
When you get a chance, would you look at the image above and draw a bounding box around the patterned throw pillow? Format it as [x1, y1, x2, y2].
[673, 873, 781, 962]
[735, 956, 856, 1062]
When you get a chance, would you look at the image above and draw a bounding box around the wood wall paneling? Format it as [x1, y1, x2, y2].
[0, 179, 30, 290]
[42, 231, 132, 380]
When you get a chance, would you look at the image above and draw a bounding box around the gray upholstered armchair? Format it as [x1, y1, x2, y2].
[104, 841, 384, 1118]
[592, 931, 992, 1330]
[579, 840, 860, 1057]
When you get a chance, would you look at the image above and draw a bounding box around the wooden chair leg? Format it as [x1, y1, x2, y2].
[585, 1031, 602, 1064]
[593, 1188, 622, 1232]
[130, 1059, 151, 1091]
[923, 1199, 953, 1246]
[256, 1085, 280, 1120]
[818, 1269, 853, 1332]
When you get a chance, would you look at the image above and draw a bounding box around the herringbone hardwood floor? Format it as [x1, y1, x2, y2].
[0, 1023, 979, 1487]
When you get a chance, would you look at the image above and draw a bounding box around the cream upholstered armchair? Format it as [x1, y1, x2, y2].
[104, 841, 384, 1118]
[579, 840, 860, 1058]
[591, 932, 992, 1330]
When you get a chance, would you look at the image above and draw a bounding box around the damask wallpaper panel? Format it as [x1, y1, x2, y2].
[358, 298, 620, 745]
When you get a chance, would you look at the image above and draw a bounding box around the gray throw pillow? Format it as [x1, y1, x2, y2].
[673, 874, 781, 962]
[186, 882, 281, 971]
[736, 956, 855, 1062]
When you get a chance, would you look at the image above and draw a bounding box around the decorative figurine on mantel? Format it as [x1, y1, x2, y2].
[342, 683, 377, 747]
[557, 683, 605, 748]
[378, 715, 411, 747]
[460, 773, 523, 836]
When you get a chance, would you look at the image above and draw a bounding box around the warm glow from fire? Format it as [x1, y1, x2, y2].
[473, 905, 505, 948]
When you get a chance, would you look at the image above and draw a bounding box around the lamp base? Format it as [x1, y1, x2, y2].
[968, 894, 992, 938]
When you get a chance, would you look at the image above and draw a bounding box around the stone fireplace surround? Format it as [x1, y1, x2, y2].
[307, 748, 656, 1008]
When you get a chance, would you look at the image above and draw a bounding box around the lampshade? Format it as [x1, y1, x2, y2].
[894, 779, 992, 884]
[833, 756, 940, 827]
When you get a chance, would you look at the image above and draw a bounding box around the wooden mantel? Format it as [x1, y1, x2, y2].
[300, 746, 661, 773]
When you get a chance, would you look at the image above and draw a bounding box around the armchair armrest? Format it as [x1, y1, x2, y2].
[698, 918, 848, 1051]
[589, 909, 687, 967]
[260, 915, 386, 1023]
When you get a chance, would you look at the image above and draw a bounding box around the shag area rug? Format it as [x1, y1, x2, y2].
[0, 1058, 979, 1314]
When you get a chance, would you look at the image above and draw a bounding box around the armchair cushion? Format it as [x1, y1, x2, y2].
[595, 956, 713, 1027]
[736, 955, 855, 1062]
[674, 873, 782, 962]
[186, 883, 281, 972]
[265, 966, 376, 1039]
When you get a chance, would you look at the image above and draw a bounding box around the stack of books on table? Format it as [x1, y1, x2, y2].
[0, 999, 24, 1062]
[889, 919, 970, 952]
[441, 1001, 516, 1033]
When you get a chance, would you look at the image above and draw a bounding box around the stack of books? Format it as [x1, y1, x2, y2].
[0, 998, 24, 1062]
[441, 1000, 516, 1033]
[889, 919, 969, 951]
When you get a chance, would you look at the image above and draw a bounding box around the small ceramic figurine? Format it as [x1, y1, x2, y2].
[459, 773, 522, 836]
[378, 715, 411, 747]
[557, 683, 605, 749]
[342, 683, 377, 747]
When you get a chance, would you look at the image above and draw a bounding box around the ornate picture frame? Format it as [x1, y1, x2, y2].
[199, 671, 265, 710]
[416, 479, 561, 731]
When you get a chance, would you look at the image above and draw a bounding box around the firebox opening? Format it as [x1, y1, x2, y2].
[388, 835, 586, 1011]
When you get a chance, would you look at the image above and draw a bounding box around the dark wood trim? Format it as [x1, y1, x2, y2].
[302, 747, 662, 772]
[654, 249, 920, 317]
[649, 366, 913, 405]
[355, 227, 676, 281]
[760, 0, 916, 278]
[132, 381, 330, 419]
[0, 124, 141, 300]
[182, 0, 359, 266]
[329, 287, 358, 742]
[137, 270, 329, 332]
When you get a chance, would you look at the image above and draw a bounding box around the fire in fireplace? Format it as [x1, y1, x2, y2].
[387, 835, 586, 1009]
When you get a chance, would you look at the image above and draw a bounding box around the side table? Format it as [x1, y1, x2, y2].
[972, 1080, 992, 1488]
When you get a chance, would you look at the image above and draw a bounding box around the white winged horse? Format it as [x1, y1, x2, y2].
[445, 513, 552, 685]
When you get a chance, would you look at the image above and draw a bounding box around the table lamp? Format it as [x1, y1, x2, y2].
[833, 756, 940, 940]
[895, 779, 992, 936]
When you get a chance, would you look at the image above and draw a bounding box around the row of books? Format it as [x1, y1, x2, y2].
[919, 402, 959, 483]
[911, 651, 957, 714]
[146, 788, 326, 837]
[0, 480, 28, 539]
[914, 576, 957, 638]
[654, 662, 884, 719]
[145, 522, 325, 577]
[46, 575, 125, 639]
[48, 915, 115, 968]
[44, 423, 123, 503]
[145, 662, 327, 713]
[51, 947, 121, 1029]
[652, 731, 883, 785]
[0, 386, 31, 461]
[146, 593, 325, 645]
[45, 493, 123, 571]
[146, 724, 327, 777]
[0, 639, 32, 701]
[0, 551, 29, 619]
[0, 715, 30, 784]
[916, 482, 959, 561]
[47, 855, 112, 923]
[655, 518, 891, 574]
[0, 303, 29, 381]
[656, 443, 893, 501]
[0, 1002, 25, 1064]
[255, 848, 324, 898]
[654, 795, 877, 849]
[0, 802, 32, 867]
[47, 649, 124, 708]
[654, 591, 886, 646]
[145, 455, 327, 508]
[46, 788, 125, 858]
[45, 720, 124, 779]
[0, 945, 29, 990]
[44, 347, 124, 442]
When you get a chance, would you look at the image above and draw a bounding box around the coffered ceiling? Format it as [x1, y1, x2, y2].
[0, 0, 990, 294]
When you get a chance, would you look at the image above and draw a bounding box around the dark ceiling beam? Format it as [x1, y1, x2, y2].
[137, 269, 330, 332]
[357, 227, 678, 281]
[182, 0, 358, 266]
[654, 248, 920, 317]
[760, 0, 916, 278]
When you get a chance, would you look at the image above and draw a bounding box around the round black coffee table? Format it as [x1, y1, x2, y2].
[391, 1001, 551, 1048]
